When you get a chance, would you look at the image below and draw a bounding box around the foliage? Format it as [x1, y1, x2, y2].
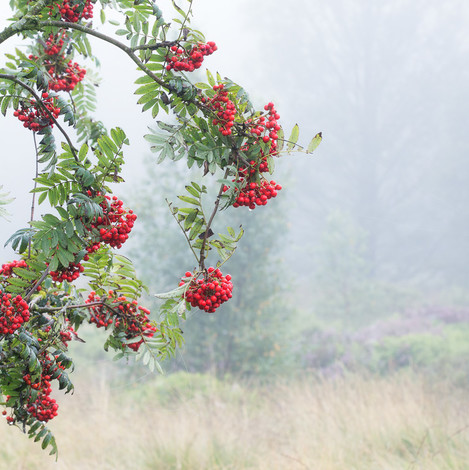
[0, 0, 320, 454]
[127, 158, 291, 377]
[296, 305, 469, 385]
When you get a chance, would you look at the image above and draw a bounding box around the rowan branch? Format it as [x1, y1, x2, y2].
[0, 73, 79, 162]
[199, 167, 230, 271]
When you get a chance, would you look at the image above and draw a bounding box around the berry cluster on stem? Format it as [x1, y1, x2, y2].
[200, 83, 237, 136]
[22, 353, 63, 422]
[29, 32, 86, 92]
[13, 92, 60, 131]
[166, 41, 217, 72]
[0, 293, 30, 336]
[182, 267, 233, 313]
[50, 261, 84, 283]
[86, 291, 156, 351]
[89, 192, 137, 249]
[224, 102, 283, 209]
[48, 0, 94, 23]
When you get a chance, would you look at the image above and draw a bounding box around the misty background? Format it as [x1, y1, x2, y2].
[1, 0, 469, 378]
[3, 1, 469, 467]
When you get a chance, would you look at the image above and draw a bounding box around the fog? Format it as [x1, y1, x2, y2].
[1, 1, 468, 363]
[3, 2, 469, 466]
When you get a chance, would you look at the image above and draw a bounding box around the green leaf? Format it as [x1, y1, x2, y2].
[183, 209, 199, 231]
[185, 185, 199, 198]
[306, 132, 322, 153]
[178, 195, 200, 206]
[287, 124, 299, 150]
[38, 191, 48, 205]
[206, 69, 215, 87]
[78, 143, 89, 161]
[189, 218, 204, 240]
[155, 284, 186, 299]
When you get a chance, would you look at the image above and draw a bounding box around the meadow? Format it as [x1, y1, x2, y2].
[1, 371, 468, 469]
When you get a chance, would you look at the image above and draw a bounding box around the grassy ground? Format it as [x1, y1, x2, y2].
[1, 371, 469, 469]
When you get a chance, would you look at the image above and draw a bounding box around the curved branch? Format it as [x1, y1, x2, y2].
[1, 18, 213, 113]
[131, 39, 178, 52]
[0, 73, 79, 161]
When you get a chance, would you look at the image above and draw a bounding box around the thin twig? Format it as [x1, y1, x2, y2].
[23, 266, 50, 302]
[166, 198, 201, 264]
[28, 132, 39, 259]
[199, 167, 230, 271]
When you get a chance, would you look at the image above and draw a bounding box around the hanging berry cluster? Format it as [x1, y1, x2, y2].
[29, 33, 86, 92]
[22, 354, 63, 422]
[13, 92, 60, 131]
[182, 267, 233, 313]
[251, 102, 281, 152]
[86, 291, 156, 351]
[50, 261, 84, 283]
[43, 31, 66, 56]
[222, 102, 283, 209]
[200, 84, 237, 136]
[228, 180, 282, 209]
[47, 59, 86, 92]
[90, 193, 137, 249]
[0, 293, 30, 336]
[58, 320, 79, 347]
[166, 41, 217, 72]
[0, 259, 28, 277]
[48, 0, 94, 23]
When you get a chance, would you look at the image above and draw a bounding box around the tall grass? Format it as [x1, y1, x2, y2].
[1, 372, 469, 469]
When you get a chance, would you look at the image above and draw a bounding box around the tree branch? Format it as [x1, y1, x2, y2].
[23, 266, 49, 302]
[131, 39, 178, 52]
[0, 73, 79, 161]
[199, 167, 230, 271]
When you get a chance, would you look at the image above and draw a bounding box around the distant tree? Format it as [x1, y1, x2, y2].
[256, 0, 469, 286]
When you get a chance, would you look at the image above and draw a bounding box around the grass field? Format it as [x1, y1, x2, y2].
[1, 371, 469, 469]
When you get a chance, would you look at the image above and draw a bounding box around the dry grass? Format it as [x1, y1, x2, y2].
[1, 372, 469, 469]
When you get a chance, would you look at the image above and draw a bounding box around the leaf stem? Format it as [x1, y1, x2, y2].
[165, 198, 201, 264]
[199, 167, 230, 271]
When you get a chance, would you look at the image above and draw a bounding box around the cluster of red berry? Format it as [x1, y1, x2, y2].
[229, 179, 282, 209]
[87, 291, 114, 328]
[13, 92, 60, 131]
[43, 32, 66, 56]
[50, 261, 84, 283]
[250, 102, 281, 152]
[59, 320, 78, 347]
[0, 259, 28, 277]
[22, 355, 62, 422]
[0, 293, 30, 336]
[182, 267, 233, 313]
[86, 242, 101, 255]
[49, 0, 94, 23]
[86, 291, 156, 351]
[47, 59, 86, 92]
[222, 102, 283, 209]
[166, 41, 217, 72]
[29, 33, 86, 92]
[90, 192, 137, 249]
[200, 84, 237, 136]
[114, 300, 156, 352]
